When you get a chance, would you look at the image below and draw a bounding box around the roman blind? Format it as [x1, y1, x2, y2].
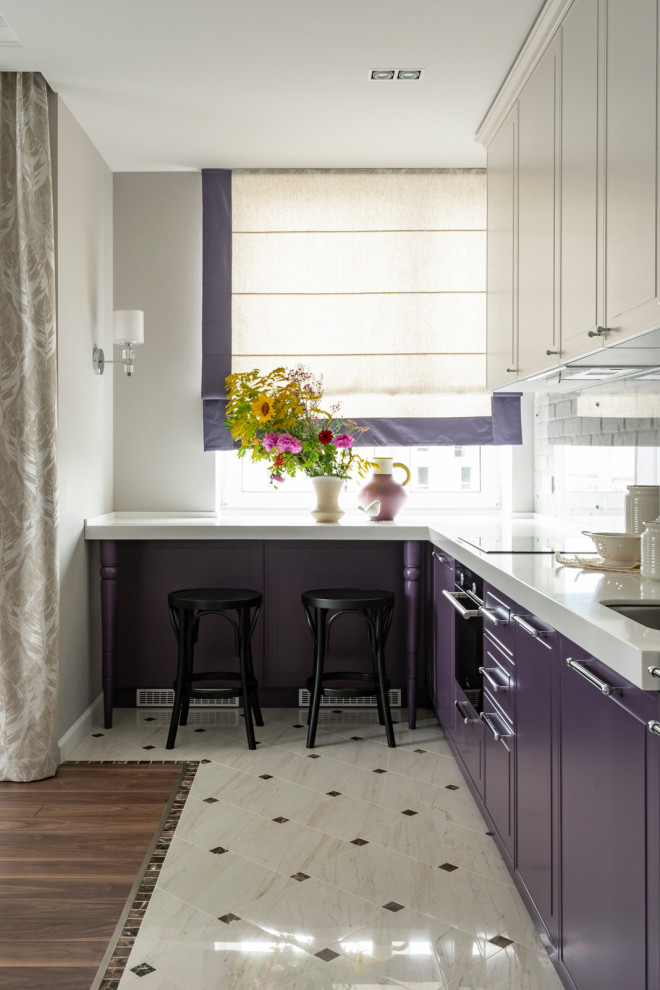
[201, 169, 521, 449]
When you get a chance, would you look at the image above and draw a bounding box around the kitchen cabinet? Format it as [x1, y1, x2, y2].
[513, 609, 559, 947]
[559, 638, 655, 990]
[559, 0, 601, 360]
[517, 36, 560, 377]
[431, 548, 454, 733]
[486, 107, 518, 390]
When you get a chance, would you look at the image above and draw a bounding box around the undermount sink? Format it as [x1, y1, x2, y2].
[601, 600, 660, 630]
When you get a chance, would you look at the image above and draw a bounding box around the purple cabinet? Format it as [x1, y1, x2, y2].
[481, 687, 514, 858]
[514, 612, 559, 946]
[432, 549, 455, 733]
[559, 639, 654, 990]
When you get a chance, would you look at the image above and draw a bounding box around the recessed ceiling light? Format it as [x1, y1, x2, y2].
[371, 70, 395, 80]
[397, 70, 422, 80]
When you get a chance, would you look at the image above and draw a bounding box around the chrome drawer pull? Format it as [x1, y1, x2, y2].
[512, 613, 547, 637]
[479, 606, 504, 626]
[432, 550, 447, 563]
[480, 712, 513, 742]
[455, 699, 480, 724]
[479, 666, 508, 692]
[648, 720, 660, 737]
[648, 666, 660, 679]
[566, 657, 613, 696]
[442, 589, 481, 619]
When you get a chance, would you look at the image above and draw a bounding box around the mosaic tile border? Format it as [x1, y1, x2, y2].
[65, 760, 199, 990]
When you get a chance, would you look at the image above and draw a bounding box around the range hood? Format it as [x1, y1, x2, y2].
[498, 325, 660, 393]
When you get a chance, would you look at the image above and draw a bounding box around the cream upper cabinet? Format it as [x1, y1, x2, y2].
[605, 0, 660, 342]
[517, 37, 560, 377]
[486, 108, 518, 390]
[560, 0, 602, 362]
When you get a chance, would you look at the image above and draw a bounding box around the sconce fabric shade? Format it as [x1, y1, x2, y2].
[113, 309, 144, 345]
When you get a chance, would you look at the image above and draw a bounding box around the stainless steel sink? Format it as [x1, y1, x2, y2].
[601, 600, 660, 629]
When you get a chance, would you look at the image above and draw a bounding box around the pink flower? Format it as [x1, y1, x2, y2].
[271, 474, 284, 484]
[262, 432, 280, 452]
[333, 433, 354, 449]
[277, 433, 302, 454]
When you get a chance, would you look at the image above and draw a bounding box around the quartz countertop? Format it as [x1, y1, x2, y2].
[84, 510, 660, 690]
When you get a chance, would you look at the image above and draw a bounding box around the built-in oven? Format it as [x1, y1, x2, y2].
[442, 562, 484, 716]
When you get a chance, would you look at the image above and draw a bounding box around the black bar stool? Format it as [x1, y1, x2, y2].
[301, 588, 396, 749]
[166, 588, 263, 750]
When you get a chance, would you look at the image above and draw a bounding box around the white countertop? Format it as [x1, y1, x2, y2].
[84, 510, 660, 690]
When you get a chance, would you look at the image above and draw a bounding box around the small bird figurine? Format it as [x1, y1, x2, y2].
[357, 499, 381, 518]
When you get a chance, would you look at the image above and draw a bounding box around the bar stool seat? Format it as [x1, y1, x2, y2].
[166, 588, 263, 750]
[301, 587, 396, 748]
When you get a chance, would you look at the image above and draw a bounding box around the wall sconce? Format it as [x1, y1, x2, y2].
[93, 310, 144, 376]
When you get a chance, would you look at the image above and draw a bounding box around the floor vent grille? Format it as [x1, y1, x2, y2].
[136, 689, 239, 708]
[298, 688, 401, 708]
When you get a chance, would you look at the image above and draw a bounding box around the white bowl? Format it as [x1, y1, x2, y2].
[582, 530, 641, 565]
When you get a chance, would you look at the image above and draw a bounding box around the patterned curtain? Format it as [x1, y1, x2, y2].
[0, 73, 58, 781]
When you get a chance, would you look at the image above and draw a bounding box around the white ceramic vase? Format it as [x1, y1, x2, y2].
[624, 485, 660, 534]
[310, 475, 344, 524]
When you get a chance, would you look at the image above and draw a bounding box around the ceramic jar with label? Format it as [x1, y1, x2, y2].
[640, 518, 660, 580]
[624, 485, 660, 534]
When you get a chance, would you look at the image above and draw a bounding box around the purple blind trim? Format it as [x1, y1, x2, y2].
[202, 170, 232, 449]
[200, 169, 522, 450]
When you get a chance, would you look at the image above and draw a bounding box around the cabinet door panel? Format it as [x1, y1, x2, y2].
[606, 0, 658, 333]
[560, 648, 647, 990]
[481, 700, 514, 858]
[560, 0, 601, 359]
[432, 551, 455, 733]
[453, 688, 483, 797]
[518, 40, 559, 374]
[486, 109, 517, 390]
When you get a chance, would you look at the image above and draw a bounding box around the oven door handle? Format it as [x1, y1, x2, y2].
[442, 589, 482, 619]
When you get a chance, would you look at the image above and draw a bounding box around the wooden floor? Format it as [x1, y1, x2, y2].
[0, 762, 184, 990]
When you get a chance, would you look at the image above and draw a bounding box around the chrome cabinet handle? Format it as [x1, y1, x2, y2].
[432, 550, 447, 563]
[479, 666, 508, 692]
[479, 606, 504, 626]
[587, 325, 610, 338]
[455, 699, 480, 724]
[512, 613, 548, 637]
[648, 666, 660, 679]
[480, 712, 513, 742]
[442, 589, 481, 619]
[566, 657, 613, 695]
[648, 720, 660, 737]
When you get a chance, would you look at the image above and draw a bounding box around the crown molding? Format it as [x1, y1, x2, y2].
[475, 0, 575, 149]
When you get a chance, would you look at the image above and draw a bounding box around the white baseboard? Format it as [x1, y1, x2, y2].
[58, 693, 103, 763]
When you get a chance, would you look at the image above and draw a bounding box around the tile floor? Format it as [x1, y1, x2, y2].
[70, 707, 564, 989]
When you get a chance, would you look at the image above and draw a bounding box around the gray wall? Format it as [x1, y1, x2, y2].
[54, 96, 114, 742]
[113, 173, 215, 511]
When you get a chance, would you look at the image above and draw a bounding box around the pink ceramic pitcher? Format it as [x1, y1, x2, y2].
[357, 457, 411, 521]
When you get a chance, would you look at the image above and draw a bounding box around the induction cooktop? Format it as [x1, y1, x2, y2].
[457, 535, 598, 554]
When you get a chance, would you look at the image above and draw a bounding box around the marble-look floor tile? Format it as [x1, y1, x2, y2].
[173, 795, 259, 851]
[197, 763, 322, 822]
[227, 811, 349, 877]
[445, 938, 563, 989]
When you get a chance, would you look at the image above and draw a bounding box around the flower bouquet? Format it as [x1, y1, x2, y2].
[224, 365, 370, 487]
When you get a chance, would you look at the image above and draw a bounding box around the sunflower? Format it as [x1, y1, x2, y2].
[251, 393, 275, 423]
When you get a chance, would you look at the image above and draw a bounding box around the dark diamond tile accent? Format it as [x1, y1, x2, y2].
[350, 736, 363, 741]
[144, 717, 156, 722]
[130, 963, 156, 977]
[194, 728, 206, 733]
[307, 754, 321, 759]
[326, 790, 341, 797]
[445, 784, 460, 791]
[260, 773, 273, 779]
[331, 709, 343, 714]
[210, 846, 228, 855]
[382, 901, 405, 912]
[203, 797, 219, 804]
[490, 935, 514, 948]
[142, 745, 156, 751]
[273, 816, 289, 824]
[413, 748, 426, 754]
[291, 872, 310, 882]
[315, 948, 340, 962]
[486, 831, 495, 836]
[201, 759, 211, 764]
[219, 913, 241, 925]
[439, 862, 459, 872]
[351, 838, 369, 846]
[372, 768, 387, 774]
[292, 724, 304, 728]
[401, 809, 418, 816]
[91, 732, 104, 737]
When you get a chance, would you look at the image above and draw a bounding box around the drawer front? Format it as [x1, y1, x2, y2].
[482, 585, 515, 654]
[481, 695, 515, 858]
[482, 634, 515, 723]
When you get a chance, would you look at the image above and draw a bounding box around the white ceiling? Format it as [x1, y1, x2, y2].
[0, 0, 546, 171]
